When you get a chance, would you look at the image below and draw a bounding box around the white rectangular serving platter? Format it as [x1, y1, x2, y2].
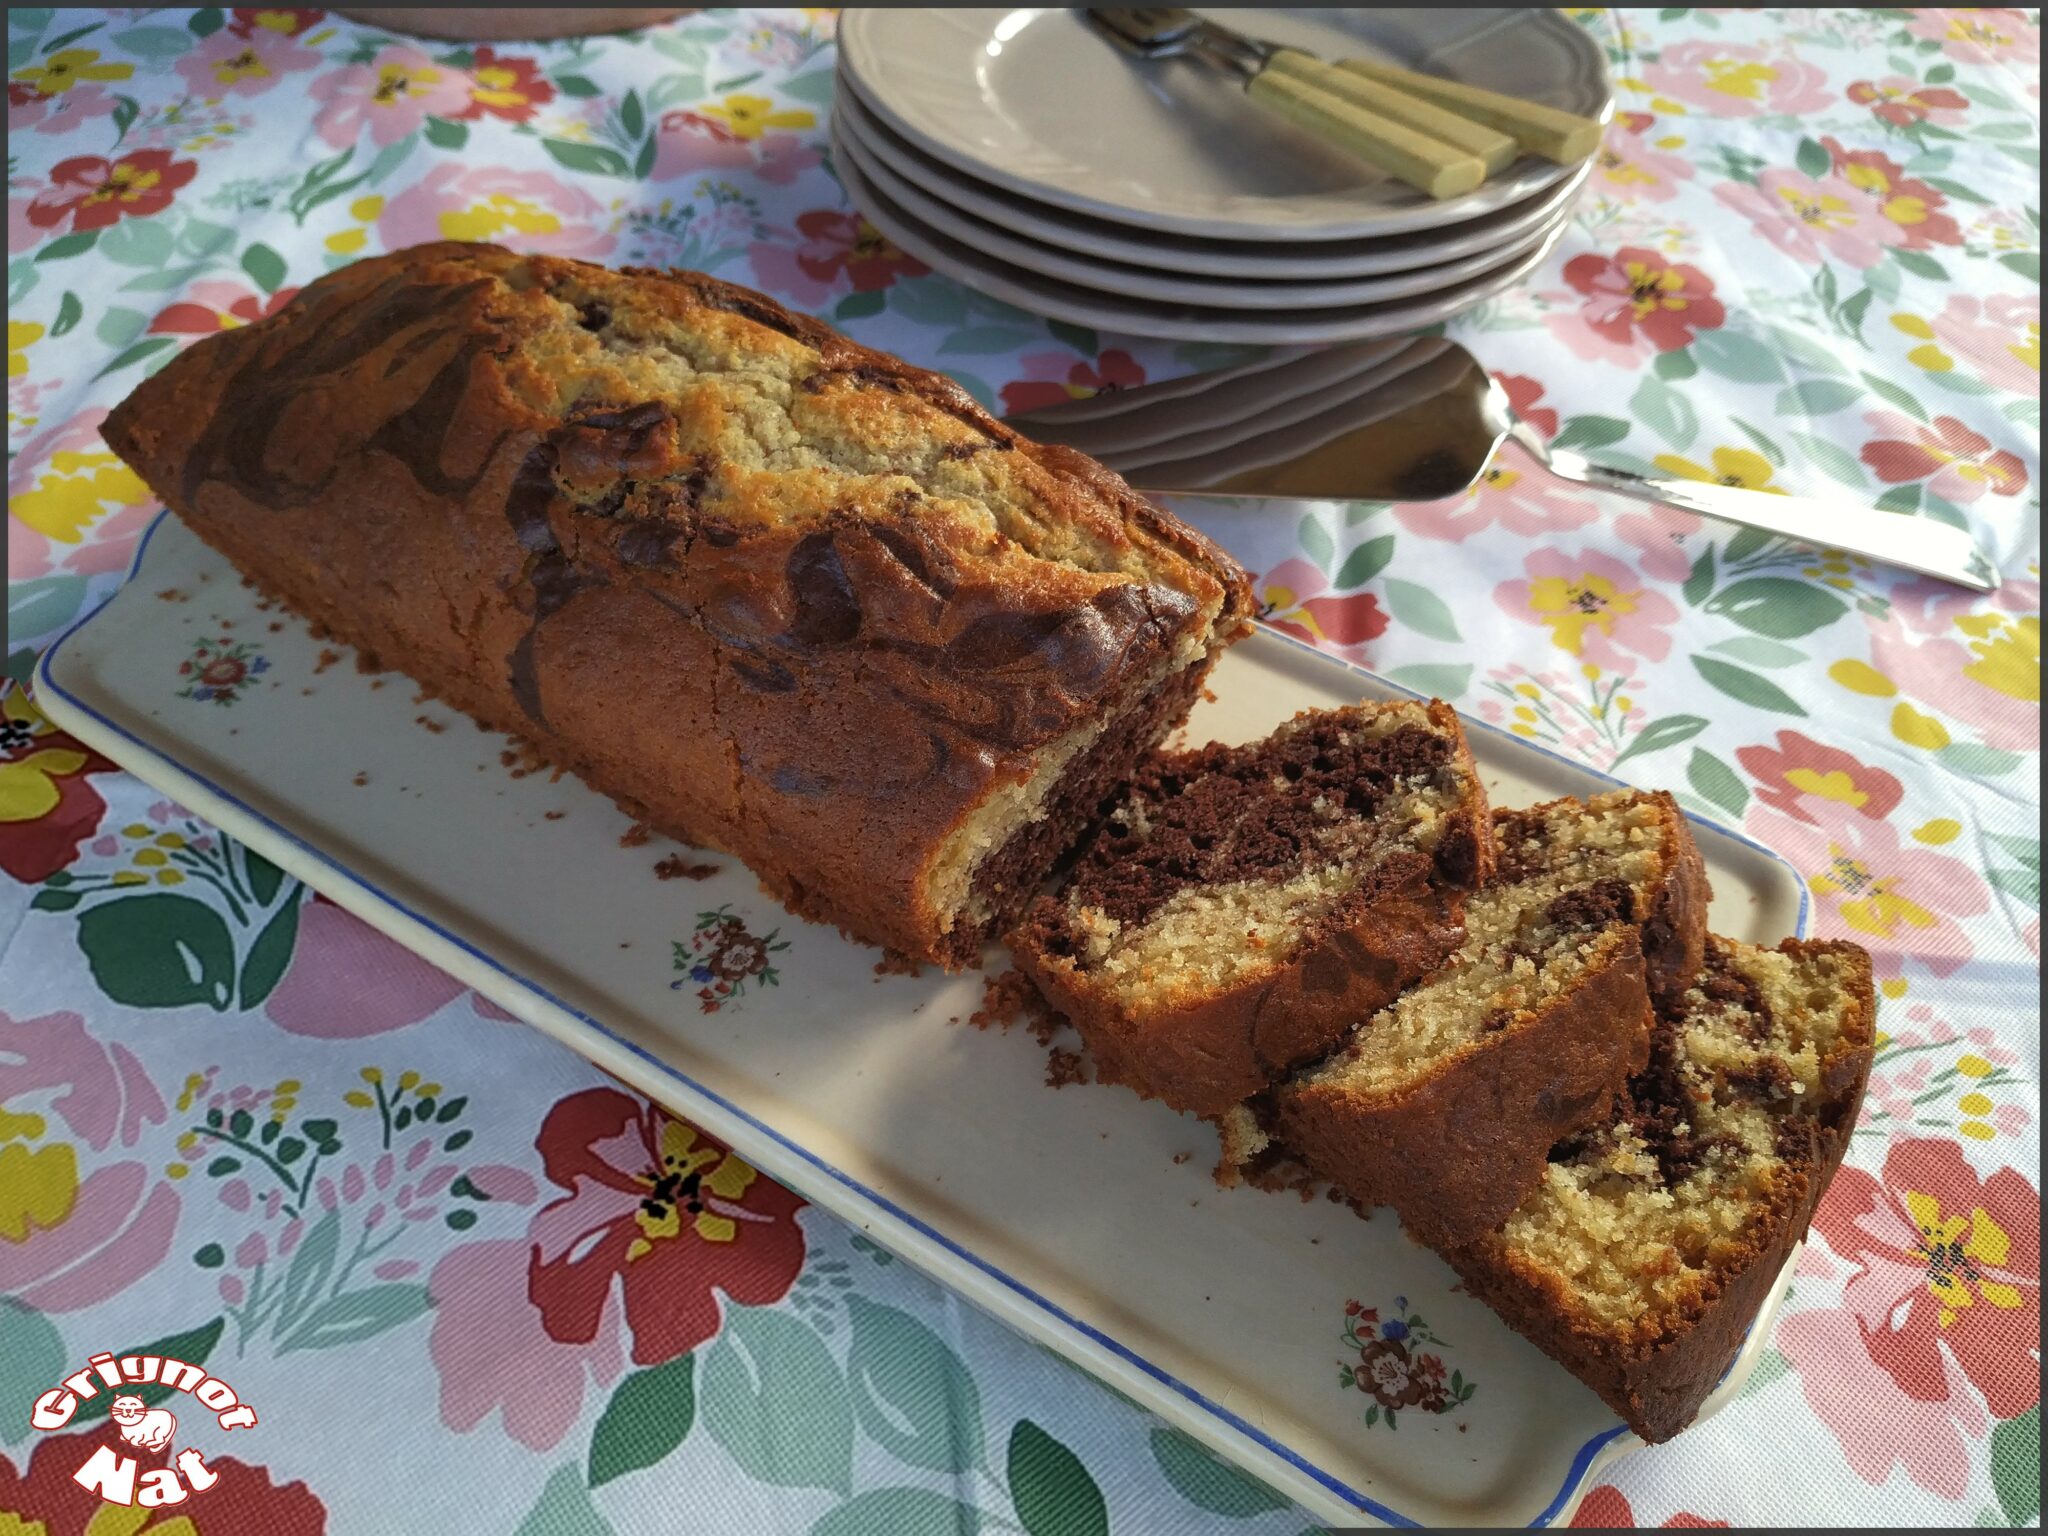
[39, 513, 1810, 1528]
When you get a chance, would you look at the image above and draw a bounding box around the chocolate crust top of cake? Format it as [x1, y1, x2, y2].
[103, 243, 1251, 964]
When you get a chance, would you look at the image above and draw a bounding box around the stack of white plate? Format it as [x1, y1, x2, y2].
[833, 8, 1611, 345]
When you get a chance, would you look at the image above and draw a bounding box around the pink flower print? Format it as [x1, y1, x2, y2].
[1860, 412, 2028, 503]
[265, 895, 465, 1037]
[1713, 170, 1893, 269]
[746, 210, 927, 308]
[1639, 41, 1833, 118]
[309, 47, 471, 150]
[377, 165, 617, 260]
[1846, 77, 1970, 129]
[1254, 557, 1389, 666]
[1589, 116, 1694, 204]
[175, 26, 320, 100]
[651, 108, 756, 178]
[1821, 139, 1964, 251]
[1000, 348, 1147, 416]
[1927, 293, 2040, 395]
[753, 132, 823, 186]
[1494, 548, 1680, 672]
[1394, 442, 1600, 541]
[1543, 246, 1726, 365]
[11, 81, 121, 137]
[429, 1238, 627, 1450]
[1907, 8, 2039, 67]
[1861, 586, 2038, 754]
[1493, 372, 1556, 438]
[1746, 795, 1989, 979]
[1613, 504, 1704, 582]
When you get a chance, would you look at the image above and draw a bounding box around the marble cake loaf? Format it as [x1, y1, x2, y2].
[102, 243, 1251, 966]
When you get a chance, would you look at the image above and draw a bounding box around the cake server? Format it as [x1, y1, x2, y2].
[1004, 338, 2000, 592]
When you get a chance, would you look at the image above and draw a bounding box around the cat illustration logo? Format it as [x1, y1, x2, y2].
[27, 1350, 260, 1509]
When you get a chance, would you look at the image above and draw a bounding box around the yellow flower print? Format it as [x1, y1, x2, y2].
[1902, 1191, 2021, 1325]
[205, 44, 276, 90]
[10, 47, 132, 97]
[372, 61, 442, 107]
[8, 320, 43, 380]
[628, 1120, 761, 1257]
[439, 194, 564, 243]
[1525, 571, 1639, 656]
[695, 92, 814, 141]
[1954, 612, 2039, 703]
[9, 449, 153, 546]
[325, 194, 385, 255]
[0, 1139, 78, 1242]
[1652, 445, 1786, 495]
[1891, 311, 1956, 373]
[1812, 842, 1936, 940]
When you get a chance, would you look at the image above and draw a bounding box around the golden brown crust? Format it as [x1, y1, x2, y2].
[1440, 937, 1876, 1442]
[102, 243, 1250, 965]
[1638, 792, 1711, 1009]
[1275, 932, 1654, 1246]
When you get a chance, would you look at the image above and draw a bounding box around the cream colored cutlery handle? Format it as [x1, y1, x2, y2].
[1336, 57, 1603, 163]
[1245, 69, 1485, 200]
[1265, 48, 1517, 175]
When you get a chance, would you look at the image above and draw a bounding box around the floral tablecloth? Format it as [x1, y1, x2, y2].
[4, 7, 2040, 1532]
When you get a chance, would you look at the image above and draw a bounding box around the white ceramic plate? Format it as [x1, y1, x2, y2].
[836, 8, 1611, 241]
[836, 136, 1571, 343]
[41, 514, 1810, 1529]
[832, 80, 1596, 281]
[834, 105, 1572, 309]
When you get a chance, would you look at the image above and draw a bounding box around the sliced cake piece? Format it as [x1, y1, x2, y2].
[1440, 936, 1875, 1442]
[1266, 789, 1710, 1246]
[1010, 701, 1494, 1118]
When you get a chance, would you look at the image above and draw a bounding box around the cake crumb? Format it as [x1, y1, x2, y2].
[1172, 1152, 1190, 1165]
[619, 822, 654, 848]
[414, 714, 446, 734]
[219, 618, 234, 630]
[656, 854, 720, 881]
[268, 621, 284, 633]
[1200, 685, 1218, 704]
[157, 588, 185, 601]
[1044, 1048, 1086, 1088]
[544, 810, 565, 821]
[314, 648, 342, 674]
[354, 650, 384, 674]
[300, 687, 315, 697]
[351, 772, 369, 787]
[872, 949, 923, 977]
[369, 678, 386, 689]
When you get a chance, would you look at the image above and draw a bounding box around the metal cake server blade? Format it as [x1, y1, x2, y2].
[1003, 339, 2000, 592]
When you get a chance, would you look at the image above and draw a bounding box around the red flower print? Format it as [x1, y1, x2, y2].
[1735, 730, 1905, 824]
[1492, 372, 1557, 438]
[0, 683, 118, 883]
[1847, 77, 1970, 129]
[1256, 557, 1389, 666]
[149, 280, 302, 337]
[1780, 1139, 2038, 1496]
[1000, 347, 1147, 415]
[527, 1088, 806, 1365]
[1547, 247, 1725, 366]
[747, 209, 930, 306]
[26, 149, 197, 235]
[230, 6, 326, 36]
[1571, 1486, 1728, 1528]
[0, 1425, 327, 1536]
[454, 46, 556, 123]
[1860, 412, 2028, 503]
[1814, 1139, 2038, 1419]
[1821, 137, 1964, 250]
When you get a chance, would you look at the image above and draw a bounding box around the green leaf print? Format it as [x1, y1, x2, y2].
[701, 1307, 854, 1494]
[1385, 664, 1472, 700]
[1630, 375, 1699, 451]
[1609, 714, 1709, 770]
[1774, 380, 1863, 417]
[1296, 515, 1336, 578]
[0, 1301, 66, 1444]
[1691, 657, 1808, 716]
[1703, 578, 1848, 639]
[1794, 137, 1830, 177]
[237, 896, 300, 1009]
[1707, 636, 1806, 668]
[811, 1488, 981, 1536]
[272, 1210, 342, 1340]
[516, 1464, 618, 1536]
[1549, 415, 1631, 451]
[275, 1283, 432, 1353]
[77, 893, 238, 1009]
[96, 215, 174, 269]
[35, 230, 99, 263]
[588, 1353, 696, 1489]
[1689, 329, 1787, 384]
[543, 139, 631, 177]
[1686, 748, 1749, 817]
[70, 1319, 225, 1423]
[1992, 1405, 2041, 1526]
[1682, 546, 1716, 607]
[107, 24, 193, 58]
[1334, 535, 1395, 591]
[49, 289, 81, 337]
[1149, 1427, 1288, 1517]
[847, 1296, 985, 1474]
[1008, 1421, 1108, 1536]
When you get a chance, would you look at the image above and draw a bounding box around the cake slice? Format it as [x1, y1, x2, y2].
[1010, 701, 1494, 1117]
[1263, 789, 1709, 1245]
[1440, 936, 1875, 1442]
